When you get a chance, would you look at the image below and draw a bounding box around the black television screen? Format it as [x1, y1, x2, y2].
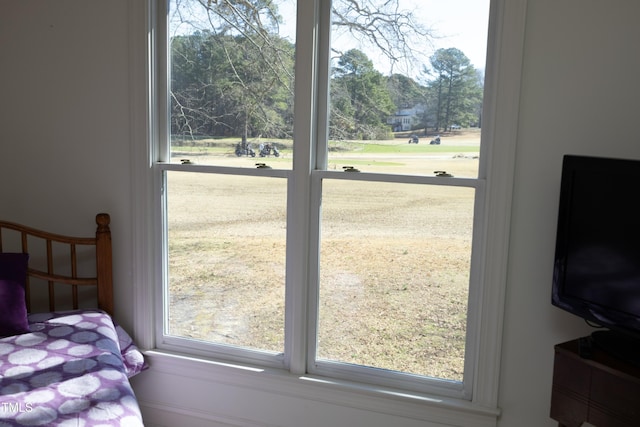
[552, 155, 640, 343]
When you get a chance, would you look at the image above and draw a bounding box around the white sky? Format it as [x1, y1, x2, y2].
[413, 0, 491, 69]
[278, 0, 490, 76]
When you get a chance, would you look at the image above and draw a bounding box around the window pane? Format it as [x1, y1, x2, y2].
[327, 0, 489, 177]
[166, 171, 287, 353]
[318, 180, 475, 381]
[169, 0, 296, 168]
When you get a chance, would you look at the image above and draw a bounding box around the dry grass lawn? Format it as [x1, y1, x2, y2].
[166, 131, 480, 382]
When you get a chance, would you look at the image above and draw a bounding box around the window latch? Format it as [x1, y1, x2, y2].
[435, 170, 453, 177]
[342, 166, 360, 172]
[256, 163, 272, 169]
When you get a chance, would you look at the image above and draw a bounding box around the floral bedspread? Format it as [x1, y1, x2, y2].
[0, 310, 146, 426]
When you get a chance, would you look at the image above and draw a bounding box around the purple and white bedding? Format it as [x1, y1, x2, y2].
[0, 310, 146, 426]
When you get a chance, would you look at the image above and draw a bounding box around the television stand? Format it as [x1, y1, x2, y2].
[550, 338, 640, 427]
[590, 330, 640, 367]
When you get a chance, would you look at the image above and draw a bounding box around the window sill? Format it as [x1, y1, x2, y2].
[137, 349, 500, 427]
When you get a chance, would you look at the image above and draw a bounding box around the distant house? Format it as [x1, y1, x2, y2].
[388, 104, 425, 132]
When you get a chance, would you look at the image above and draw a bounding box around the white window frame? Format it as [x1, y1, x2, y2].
[130, 0, 526, 419]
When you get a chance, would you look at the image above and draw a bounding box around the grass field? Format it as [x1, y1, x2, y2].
[166, 130, 481, 381]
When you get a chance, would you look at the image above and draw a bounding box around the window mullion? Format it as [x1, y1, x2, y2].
[301, 0, 333, 375]
[305, 171, 323, 374]
[285, 0, 321, 375]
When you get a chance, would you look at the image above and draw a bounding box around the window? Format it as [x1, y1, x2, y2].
[145, 0, 523, 405]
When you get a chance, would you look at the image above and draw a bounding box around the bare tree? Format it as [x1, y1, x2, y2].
[331, 0, 435, 74]
[173, 0, 433, 69]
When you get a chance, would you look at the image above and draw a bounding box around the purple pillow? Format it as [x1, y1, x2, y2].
[0, 253, 30, 337]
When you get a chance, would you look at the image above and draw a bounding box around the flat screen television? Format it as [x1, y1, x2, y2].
[552, 154, 640, 362]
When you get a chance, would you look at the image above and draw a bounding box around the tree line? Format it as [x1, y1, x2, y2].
[170, 26, 483, 143]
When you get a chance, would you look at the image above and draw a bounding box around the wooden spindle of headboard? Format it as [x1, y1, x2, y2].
[0, 213, 114, 315]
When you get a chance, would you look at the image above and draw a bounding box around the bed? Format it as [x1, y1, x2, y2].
[0, 213, 146, 426]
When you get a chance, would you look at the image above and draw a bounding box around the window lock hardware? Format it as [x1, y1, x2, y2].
[181, 159, 194, 165]
[343, 166, 360, 172]
[435, 170, 453, 177]
[256, 163, 272, 169]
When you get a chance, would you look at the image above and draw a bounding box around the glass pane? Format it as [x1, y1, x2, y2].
[327, 0, 489, 177]
[318, 180, 475, 381]
[169, 0, 296, 168]
[166, 171, 287, 353]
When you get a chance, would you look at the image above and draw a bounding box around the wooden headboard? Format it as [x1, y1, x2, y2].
[0, 213, 113, 315]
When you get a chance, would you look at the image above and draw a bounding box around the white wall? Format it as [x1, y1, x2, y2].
[498, 1, 640, 426]
[1, 0, 639, 426]
[0, 0, 136, 333]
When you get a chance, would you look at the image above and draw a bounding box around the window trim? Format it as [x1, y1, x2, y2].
[130, 0, 527, 415]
